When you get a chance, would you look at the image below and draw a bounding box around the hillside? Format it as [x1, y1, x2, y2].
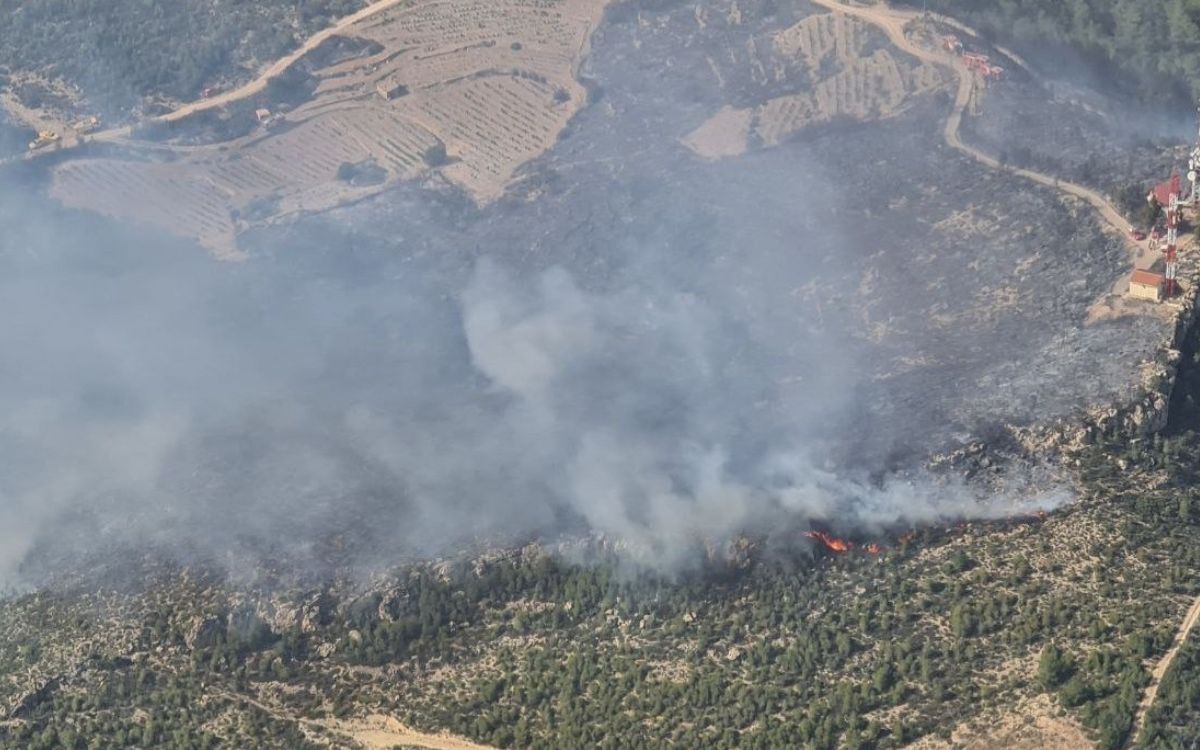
[7, 321, 1200, 748]
[4, 390, 1200, 749]
[0, 0, 364, 121]
[925, 0, 1200, 108]
[3, 1, 1200, 748]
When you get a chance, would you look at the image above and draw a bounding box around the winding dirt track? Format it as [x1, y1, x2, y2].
[808, 0, 1152, 302]
[32, 0, 1164, 289]
[61, 0, 413, 147]
[159, 0, 410, 124]
[1127, 593, 1200, 746]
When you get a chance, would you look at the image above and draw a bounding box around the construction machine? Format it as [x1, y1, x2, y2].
[27, 130, 60, 151]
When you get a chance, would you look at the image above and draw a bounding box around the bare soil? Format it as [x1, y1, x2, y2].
[331, 714, 501, 750]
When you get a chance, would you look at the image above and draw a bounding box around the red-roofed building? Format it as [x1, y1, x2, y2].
[1150, 174, 1183, 207]
[1129, 269, 1165, 302]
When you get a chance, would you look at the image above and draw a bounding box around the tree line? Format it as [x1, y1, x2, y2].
[927, 0, 1200, 110]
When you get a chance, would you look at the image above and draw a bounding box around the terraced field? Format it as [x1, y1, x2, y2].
[45, 0, 608, 256]
[685, 12, 947, 158]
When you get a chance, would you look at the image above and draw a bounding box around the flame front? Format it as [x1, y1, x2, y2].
[803, 530, 852, 553]
[803, 531, 886, 556]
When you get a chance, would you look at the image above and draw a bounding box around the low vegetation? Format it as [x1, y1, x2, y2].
[0, 0, 363, 117]
[929, 0, 1200, 109]
[4, 390, 1200, 750]
[1140, 634, 1200, 747]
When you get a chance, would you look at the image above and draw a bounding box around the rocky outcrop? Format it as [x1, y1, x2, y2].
[256, 598, 301, 635]
[377, 585, 412, 623]
[929, 262, 1200, 472]
[8, 679, 58, 719]
[299, 592, 332, 633]
[1014, 263, 1200, 460]
[185, 616, 225, 651]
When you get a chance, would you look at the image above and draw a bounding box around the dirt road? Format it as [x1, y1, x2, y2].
[1127, 592, 1200, 746]
[809, 0, 1150, 306]
[35, 0, 413, 149]
[157, 0, 411, 124]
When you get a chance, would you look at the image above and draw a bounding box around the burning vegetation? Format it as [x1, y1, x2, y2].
[803, 530, 883, 555]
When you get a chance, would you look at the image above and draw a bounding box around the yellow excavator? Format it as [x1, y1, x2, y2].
[28, 130, 61, 151]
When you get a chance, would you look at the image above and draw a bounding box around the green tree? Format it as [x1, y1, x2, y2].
[1038, 644, 1073, 689]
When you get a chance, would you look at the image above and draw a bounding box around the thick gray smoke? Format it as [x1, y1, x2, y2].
[0, 172, 1069, 588]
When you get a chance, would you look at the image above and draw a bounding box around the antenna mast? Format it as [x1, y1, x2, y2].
[1190, 104, 1200, 205]
[1166, 176, 1180, 298]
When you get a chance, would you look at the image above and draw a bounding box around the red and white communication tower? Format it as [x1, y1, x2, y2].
[1189, 106, 1200, 205]
[1151, 174, 1184, 297]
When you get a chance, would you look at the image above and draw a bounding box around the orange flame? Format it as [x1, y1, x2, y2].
[803, 531, 887, 556]
[803, 530, 852, 553]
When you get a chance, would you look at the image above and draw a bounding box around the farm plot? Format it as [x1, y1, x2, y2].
[685, 13, 947, 158]
[290, 0, 605, 200]
[50, 103, 440, 257]
[51, 158, 240, 259]
[46, 0, 608, 255]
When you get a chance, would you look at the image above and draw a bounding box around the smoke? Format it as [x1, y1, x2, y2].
[0, 131, 1078, 587]
[0, 171, 1071, 589]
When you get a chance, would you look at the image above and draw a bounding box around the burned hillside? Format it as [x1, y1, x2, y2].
[6, 1, 1200, 749]
[298, 0, 1174, 465]
[960, 75, 1193, 209]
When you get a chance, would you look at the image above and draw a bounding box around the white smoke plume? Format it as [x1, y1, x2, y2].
[0, 174, 1071, 588]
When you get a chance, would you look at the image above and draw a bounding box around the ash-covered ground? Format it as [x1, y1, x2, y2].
[960, 61, 1194, 201]
[0, 0, 1176, 583]
[277, 0, 1168, 461]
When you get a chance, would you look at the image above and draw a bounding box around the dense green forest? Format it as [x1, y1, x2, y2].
[10, 314, 1200, 748]
[5, 416, 1200, 749]
[928, 0, 1200, 108]
[0, 0, 363, 117]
